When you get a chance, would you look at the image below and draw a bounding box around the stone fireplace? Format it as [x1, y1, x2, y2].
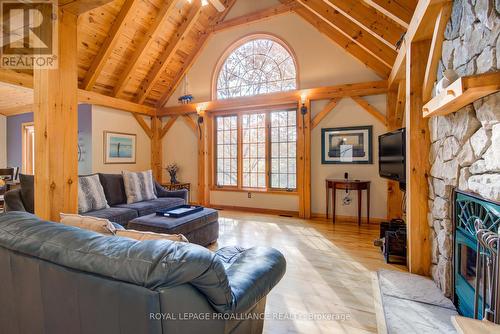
[428, 0, 500, 297]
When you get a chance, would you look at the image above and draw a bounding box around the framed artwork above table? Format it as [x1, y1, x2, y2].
[321, 126, 373, 164]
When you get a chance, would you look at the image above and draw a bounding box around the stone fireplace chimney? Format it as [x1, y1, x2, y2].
[428, 0, 499, 297]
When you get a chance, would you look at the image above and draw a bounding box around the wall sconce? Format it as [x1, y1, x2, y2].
[196, 104, 206, 140]
[300, 93, 308, 116]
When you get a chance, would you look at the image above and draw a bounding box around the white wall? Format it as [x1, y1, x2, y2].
[163, 118, 199, 200]
[311, 97, 388, 219]
[163, 11, 387, 215]
[92, 106, 151, 174]
[0, 115, 6, 167]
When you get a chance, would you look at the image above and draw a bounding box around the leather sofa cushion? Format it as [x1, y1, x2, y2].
[0, 211, 286, 315]
[114, 197, 184, 217]
[19, 174, 34, 213]
[84, 207, 138, 227]
[98, 173, 127, 206]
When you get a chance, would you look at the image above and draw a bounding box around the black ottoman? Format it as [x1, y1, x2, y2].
[127, 208, 219, 246]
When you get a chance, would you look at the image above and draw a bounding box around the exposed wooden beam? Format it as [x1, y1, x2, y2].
[182, 114, 198, 133]
[323, 0, 405, 47]
[0, 104, 34, 116]
[78, 90, 156, 116]
[311, 98, 341, 129]
[395, 80, 406, 126]
[59, 0, 114, 15]
[388, 0, 452, 88]
[297, 0, 397, 67]
[210, 2, 298, 33]
[136, 3, 203, 104]
[132, 114, 153, 138]
[351, 96, 387, 125]
[0, 69, 33, 88]
[0, 69, 155, 115]
[155, 0, 239, 107]
[33, 8, 78, 221]
[81, 0, 139, 91]
[406, 39, 432, 276]
[293, 6, 391, 78]
[363, 0, 416, 27]
[423, 3, 452, 102]
[158, 80, 388, 115]
[159, 116, 178, 139]
[151, 117, 163, 182]
[112, 0, 178, 98]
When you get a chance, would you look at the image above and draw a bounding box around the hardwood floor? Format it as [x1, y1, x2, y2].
[210, 210, 406, 334]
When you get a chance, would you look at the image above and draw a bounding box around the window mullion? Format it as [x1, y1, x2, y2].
[237, 115, 243, 190]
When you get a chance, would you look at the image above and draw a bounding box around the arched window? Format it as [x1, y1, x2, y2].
[215, 36, 297, 100]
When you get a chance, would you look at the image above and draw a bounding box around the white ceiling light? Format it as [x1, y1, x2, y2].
[201, 0, 208, 6]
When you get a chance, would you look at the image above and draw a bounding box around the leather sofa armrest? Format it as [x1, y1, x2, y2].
[218, 246, 286, 314]
[154, 181, 189, 203]
[4, 189, 27, 212]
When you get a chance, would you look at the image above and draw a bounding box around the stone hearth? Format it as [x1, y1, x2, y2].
[428, 0, 500, 296]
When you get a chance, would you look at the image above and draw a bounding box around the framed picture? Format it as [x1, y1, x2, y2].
[321, 126, 372, 164]
[104, 131, 136, 164]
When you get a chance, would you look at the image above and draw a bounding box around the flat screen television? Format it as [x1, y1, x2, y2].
[379, 128, 406, 187]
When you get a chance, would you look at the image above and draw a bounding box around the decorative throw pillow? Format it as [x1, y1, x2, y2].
[116, 229, 188, 242]
[60, 213, 116, 235]
[78, 174, 109, 213]
[122, 170, 157, 204]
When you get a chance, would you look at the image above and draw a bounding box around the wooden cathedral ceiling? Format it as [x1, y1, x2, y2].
[1, 0, 417, 113]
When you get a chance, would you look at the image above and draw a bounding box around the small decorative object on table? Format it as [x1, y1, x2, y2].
[166, 163, 179, 184]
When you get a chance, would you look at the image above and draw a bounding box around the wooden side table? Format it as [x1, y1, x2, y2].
[325, 179, 371, 225]
[161, 182, 191, 202]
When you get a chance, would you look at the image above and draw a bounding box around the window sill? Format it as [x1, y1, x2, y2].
[209, 187, 298, 196]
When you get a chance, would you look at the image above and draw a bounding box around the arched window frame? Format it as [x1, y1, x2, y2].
[211, 33, 299, 100]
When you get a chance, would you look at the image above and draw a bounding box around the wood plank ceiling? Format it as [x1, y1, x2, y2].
[1, 0, 417, 114]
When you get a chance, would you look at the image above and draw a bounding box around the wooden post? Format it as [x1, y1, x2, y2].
[151, 117, 163, 183]
[297, 104, 305, 218]
[33, 8, 78, 221]
[197, 112, 206, 206]
[304, 98, 312, 219]
[205, 113, 213, 205]
[406, 40, 432, 276]
[386, 88, 403, 220]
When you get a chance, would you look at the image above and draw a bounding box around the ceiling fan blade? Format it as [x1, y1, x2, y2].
[209, 0, 225, 12]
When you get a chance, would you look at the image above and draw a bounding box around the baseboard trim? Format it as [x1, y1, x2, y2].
[208, 204, 299, 217]
[311, 213, 386, 224]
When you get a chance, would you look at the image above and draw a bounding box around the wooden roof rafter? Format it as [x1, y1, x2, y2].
[135, 2, 203, 104]
[81, 0, 141, 91]
[296, 0, 397, 67]
[322, 0, 406, 48]
[155, 0, 238, 107]
[292, 6, 391, 78]
[363, 0, 418, 27]
[112, 0, 179, 98]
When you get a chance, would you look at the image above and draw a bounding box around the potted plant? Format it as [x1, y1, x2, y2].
[166, 163, 179, 184]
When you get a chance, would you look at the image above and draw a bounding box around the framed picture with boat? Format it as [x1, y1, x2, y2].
[104, 131, 136, 164]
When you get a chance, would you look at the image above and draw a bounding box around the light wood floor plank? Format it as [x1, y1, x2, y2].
[210, 210, 406, 334]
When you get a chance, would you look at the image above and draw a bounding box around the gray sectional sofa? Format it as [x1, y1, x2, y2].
[4, 173, 188, 227]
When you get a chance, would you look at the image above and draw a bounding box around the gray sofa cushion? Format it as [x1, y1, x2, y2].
[114, 197, 184, 217]
[98, 173, 127, 206]
[84, 207, 138, 227]
[19, 174, 34, 213]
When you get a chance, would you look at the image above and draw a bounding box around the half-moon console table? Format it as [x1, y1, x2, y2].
[325, 179, 371, 225]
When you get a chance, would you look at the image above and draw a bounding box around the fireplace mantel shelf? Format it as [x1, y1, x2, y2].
[423, 72, 500, 118]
